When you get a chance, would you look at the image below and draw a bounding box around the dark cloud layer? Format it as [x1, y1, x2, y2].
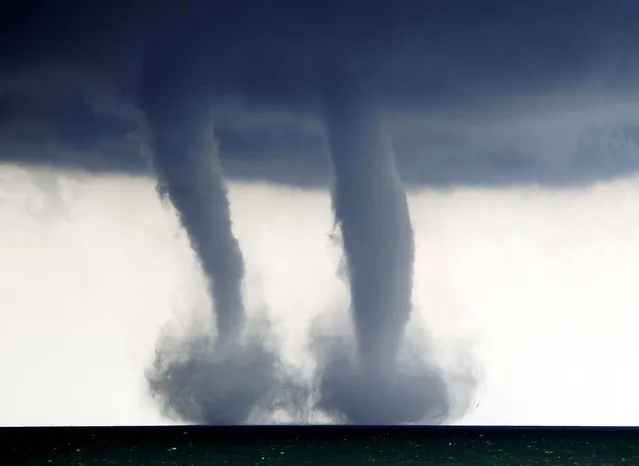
[0, 0, 639, 186]
[2, 0, 639, 189]
[3, 0, 639, 102]
[2, 92, 639, 189]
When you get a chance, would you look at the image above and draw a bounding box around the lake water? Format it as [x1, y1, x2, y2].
[4, 426, 639, 465]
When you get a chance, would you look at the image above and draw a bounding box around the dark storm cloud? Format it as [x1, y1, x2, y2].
[2, 0, 639, 187]
[4, 0, 639, 101]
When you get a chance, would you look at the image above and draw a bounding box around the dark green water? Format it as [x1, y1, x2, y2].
[3, 427, 639, 465]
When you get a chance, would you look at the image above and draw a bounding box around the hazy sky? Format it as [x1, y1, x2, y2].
[2, 0, 639, 426]
[2, 166, 639, 425]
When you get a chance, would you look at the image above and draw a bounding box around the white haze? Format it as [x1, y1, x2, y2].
[1, 162, 639, 426]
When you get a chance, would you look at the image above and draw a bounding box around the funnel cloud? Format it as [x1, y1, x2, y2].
[138, 59, 302, 424]
[315, 72, 458, 424]
[139, 82, 245, 346]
